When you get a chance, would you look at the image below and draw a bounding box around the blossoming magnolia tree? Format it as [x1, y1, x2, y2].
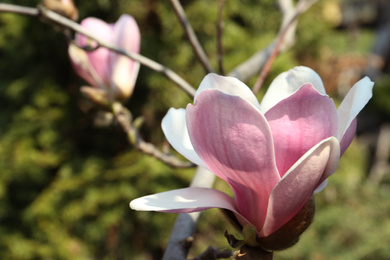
[0, 0, 376, 259]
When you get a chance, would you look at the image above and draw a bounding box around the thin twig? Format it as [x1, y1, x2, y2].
[227, 0, 318, 83]
[0, 3, 38, 16]
[227, 42, 276, 81]
[112, 103, 195, 168]
[0, 3, 196, 98]
[137, 141, 195, 168]
[251, 1, 298, 94]
[217, 0, 226, 75]
[252, 0, 318, 94]
[170, 0, 214, 74]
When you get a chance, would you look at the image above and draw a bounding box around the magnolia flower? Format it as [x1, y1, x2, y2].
[68, 14, 140, 102]
[130, 66, 373, 249]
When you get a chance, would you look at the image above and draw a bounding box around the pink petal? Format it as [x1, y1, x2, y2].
[76, 17, 114, 86]
[112, 15, 140, 54]
[129, 187, 251, 226]
[337, 77, 374, 140]
[68, 44, 101, 87]
[195, 73, 262, 111]
[260, 66, 326, 112]
[110, 15, 141, 98]
[260, 137, 340, 237]
[186, 89, 280, 232]
[265, 83, 338, 177]
[161, 108, 209, 169]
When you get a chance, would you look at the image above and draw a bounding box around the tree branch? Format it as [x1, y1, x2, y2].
[228, 0, 318, 83]
[0, 3, 38, 16]
[252, 0, 318, 94]
[0, 3, 196, 98]
[111, 102, 195, 168]
[170, 0, 215, 74]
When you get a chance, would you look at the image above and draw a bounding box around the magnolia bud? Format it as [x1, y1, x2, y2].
[257, 195, 315, 251]
[42, 0, 79, 21]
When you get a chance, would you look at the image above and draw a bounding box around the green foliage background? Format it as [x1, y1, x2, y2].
[0, 0, 389, 259]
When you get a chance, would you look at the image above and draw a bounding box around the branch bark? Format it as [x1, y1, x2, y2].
[252, 0, 319, 93]
[112, 102, 195, 168]
[228, 0, 318, 83]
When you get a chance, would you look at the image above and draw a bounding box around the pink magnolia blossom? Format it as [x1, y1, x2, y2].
[130, 67, 373, 242]
[68, 14, 140, 101]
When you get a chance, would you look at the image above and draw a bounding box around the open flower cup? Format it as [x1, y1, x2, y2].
[130, 66, 373, 250]
[68, 14, 140, 103]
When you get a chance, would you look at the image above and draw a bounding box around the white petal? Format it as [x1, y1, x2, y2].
[130, 187, 235, 212]
[161, 108, 209, 169]
[260, 66, 326, 112]
[281, 137, 340, 188]
[130, 187, 252, 228]
[195, 73, 261, 111]
[337, 77, 374, 140]
[261, 137, 340, 237]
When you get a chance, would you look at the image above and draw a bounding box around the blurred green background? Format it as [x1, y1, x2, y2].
[0, 0, 389, 259]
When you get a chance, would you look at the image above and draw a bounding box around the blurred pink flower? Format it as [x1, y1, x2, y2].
[130, 67, 373, 241]
[68, 14, 140, 102]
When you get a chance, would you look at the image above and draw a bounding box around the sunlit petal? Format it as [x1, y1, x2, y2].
[187, 89, 280, 230]
[261, 137, 340, 237]
[337, 77, 374, 140]
[265, 83, 338, 176]
[195, 73, 262, 111]
[161, 108, 209, 169]
[261, 66, 326, 112]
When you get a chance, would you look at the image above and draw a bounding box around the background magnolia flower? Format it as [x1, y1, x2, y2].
[68, 14, 140, 102]
[130, 66, 373, 249]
